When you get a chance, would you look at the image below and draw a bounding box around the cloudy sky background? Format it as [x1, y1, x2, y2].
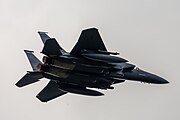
[1, 0, 179, 120]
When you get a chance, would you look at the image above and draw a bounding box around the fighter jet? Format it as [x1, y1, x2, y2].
[16, 28, 169, 102]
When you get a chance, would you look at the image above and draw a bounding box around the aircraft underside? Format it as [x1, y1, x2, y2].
[16, 28, 169, 102]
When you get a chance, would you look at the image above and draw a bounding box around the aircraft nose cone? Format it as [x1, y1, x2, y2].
[153, 76, 169, 84]
[144, 72, 169, 84]
[133, 69, 169, 84]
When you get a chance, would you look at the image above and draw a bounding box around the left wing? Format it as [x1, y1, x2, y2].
[36, 81, 67, 102]
[70, 28, 107, 56]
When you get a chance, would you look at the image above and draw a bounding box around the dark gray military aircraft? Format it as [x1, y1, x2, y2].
[16, 28, 169, 102]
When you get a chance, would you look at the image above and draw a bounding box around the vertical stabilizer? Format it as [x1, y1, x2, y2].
[38, 32, 51, 44]
[38, 31, 67, 56]
[24, 50, 42, 71]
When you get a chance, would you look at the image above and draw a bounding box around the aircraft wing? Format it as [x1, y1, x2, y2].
[70, 28, 107, 56]
[36, 81, 67, 102]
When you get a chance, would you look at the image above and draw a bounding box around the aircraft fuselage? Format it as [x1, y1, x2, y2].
[39, 53, 168, 90]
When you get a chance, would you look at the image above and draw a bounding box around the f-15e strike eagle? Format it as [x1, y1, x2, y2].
[16, 28, 169, 102]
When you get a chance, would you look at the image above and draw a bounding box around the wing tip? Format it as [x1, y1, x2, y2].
[36, 95, 48, 102]
[15, 82, 22, 88]
[82, 27, 98, 32]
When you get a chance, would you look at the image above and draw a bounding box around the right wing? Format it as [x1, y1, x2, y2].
[36, 81, 67, 102]
[70, 28, 107, 56]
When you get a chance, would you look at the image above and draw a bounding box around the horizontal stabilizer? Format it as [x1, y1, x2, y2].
[24, 50, 42, 71]
[38, 31, 51, 44]
[59, 84, 104, 96]
[36, 81, 67, 102]
[16, 72, 43, 87]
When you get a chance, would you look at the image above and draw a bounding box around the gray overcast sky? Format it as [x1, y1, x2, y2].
[1, 0, 179, 120]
